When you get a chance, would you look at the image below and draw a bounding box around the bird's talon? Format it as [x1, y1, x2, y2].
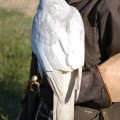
[28, 75, 40, 92]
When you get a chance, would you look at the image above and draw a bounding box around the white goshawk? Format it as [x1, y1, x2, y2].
[31, 0, 85, 120]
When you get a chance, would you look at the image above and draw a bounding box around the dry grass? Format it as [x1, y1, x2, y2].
[0, 0, 39, 16]
[0, 1, 39, 119]
[0, 7, 33, 120]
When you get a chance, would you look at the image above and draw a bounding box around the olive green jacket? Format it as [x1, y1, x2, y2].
[67, 0, 120, 69]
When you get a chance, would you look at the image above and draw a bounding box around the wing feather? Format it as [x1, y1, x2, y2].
[31, 6, 85, 102]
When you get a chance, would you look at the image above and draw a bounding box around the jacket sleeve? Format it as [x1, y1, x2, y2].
[99, 4, 120, 60]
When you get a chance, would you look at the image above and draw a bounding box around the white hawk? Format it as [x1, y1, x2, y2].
[31, 0, 85, 120]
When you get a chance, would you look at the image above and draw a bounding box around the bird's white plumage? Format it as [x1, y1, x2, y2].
[31, 0, 85, 120]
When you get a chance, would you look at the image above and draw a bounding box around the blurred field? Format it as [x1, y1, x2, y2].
[0, 0, 39, 120]
[0, 0, 39, 16]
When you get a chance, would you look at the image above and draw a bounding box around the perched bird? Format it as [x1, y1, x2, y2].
[31, 0, 85, 120]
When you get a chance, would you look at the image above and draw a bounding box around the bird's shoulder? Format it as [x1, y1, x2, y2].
[70, 6, 82, 20]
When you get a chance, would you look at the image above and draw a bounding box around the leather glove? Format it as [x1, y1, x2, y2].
[75, 66, 111, 108]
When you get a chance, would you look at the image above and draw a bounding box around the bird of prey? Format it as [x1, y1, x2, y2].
[31, 0, 85, 120]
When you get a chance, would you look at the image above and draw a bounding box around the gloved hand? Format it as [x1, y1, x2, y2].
[75, 66, 111, 108]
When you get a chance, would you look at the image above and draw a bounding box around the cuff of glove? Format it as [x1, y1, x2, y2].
[75, 66, 112, 108]
[97, 53, 120, 102]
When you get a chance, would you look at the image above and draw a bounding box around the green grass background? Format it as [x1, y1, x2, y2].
[0, 8, 33, 120]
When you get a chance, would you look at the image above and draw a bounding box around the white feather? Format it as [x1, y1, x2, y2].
[31, 0, 85, 120]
